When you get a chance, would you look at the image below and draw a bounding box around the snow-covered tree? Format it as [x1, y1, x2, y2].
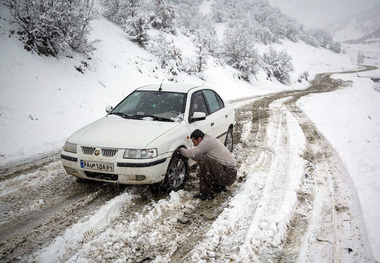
[193, 30, 210, 73]
[150, 0, 175, 32]
[211, 0, 303, 44]
[102, 0, 123, 24]
[124, 15, 150, 48]
[262, 47, 294, 84]
[101, 0, 151, 47]
[7, 0, 96, 56]
[222, 23, 259, 80]
[194, 17, 219, 54]
[173, 3, 200, 34]
[302, 28, 341, 53]
[298, 71, 309, 83]
[281, 15, 303, 42]
[248, 20, 277, 44]
[102, 0, 144, 24]
[102, 0, 177, 46]
[211, 0, 233, 23]
[330, 41, 342, 53]
[147, 33, 181, 70]
[172, 0, 204, 35]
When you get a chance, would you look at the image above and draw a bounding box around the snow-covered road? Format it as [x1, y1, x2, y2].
[0, 70, 374, 262]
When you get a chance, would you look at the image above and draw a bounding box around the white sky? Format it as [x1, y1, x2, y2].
[268, 0, 380, 28]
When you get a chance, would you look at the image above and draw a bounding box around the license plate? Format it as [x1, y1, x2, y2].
[80, 160, 114, 172]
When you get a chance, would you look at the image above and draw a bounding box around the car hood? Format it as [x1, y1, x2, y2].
[68, 115, 180, 148]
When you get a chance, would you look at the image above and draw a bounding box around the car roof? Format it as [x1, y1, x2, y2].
[136, 84, 204, 93]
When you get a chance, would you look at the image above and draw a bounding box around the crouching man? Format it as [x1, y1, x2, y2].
[178, 129, 237, 200]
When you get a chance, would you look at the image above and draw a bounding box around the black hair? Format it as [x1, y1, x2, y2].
[190, 129, 205, 140]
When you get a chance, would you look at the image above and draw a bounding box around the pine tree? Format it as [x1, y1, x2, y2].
[124, 16, 150, 48]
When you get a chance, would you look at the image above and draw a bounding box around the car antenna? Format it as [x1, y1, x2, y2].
[158, 79, 164, 91]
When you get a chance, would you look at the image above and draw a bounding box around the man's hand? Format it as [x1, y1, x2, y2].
[176, 146, 186, 154]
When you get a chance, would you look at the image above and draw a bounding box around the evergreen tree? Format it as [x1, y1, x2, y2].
[194, 30, 209, 73]
[124, 16, 150, 48]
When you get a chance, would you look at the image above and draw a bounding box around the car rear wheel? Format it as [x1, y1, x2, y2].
[162, 151, 188, 192]
[224, 127, 234, 152]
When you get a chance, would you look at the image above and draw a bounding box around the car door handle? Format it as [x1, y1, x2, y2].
[211, 122, 214, 126]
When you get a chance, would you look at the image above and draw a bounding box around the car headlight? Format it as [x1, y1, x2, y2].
[63, 142, 77, 153]
[123, 148, 157, 159]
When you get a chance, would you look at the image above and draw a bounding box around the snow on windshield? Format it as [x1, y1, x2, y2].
[113, 91, 186, 121]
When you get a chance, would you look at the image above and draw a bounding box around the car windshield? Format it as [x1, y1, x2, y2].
[110, 90, 186, 122]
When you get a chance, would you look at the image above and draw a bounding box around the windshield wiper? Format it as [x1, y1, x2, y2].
[133, 114, 174, 122]
[108, 112, 135, 119]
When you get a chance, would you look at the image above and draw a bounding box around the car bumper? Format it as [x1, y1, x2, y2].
[61, 153, 170, 184]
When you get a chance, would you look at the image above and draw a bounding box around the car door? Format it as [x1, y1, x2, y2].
[188, 90, 213, 136]
[202, 89, 228, 142]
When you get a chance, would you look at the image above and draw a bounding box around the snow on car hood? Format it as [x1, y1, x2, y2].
[68, 115, 180, 148]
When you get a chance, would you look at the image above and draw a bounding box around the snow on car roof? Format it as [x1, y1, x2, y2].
[137, 84, 204, 93]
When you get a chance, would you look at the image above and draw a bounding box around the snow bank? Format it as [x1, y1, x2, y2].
[298, 68, 380, 261]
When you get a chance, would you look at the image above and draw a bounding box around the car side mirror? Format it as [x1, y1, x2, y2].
[105, 105, 113, 113]
[191, 112, 206, 122]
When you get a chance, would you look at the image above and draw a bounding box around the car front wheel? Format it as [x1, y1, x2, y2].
[162, 151, 188, 192]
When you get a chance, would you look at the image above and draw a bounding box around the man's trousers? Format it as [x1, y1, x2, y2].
[198, 156, 237, 195]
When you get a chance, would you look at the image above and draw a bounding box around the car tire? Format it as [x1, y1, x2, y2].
[224, 127, 234, 152]
[161, 151, 188, 192]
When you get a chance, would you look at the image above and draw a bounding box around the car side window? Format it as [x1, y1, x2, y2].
[189, 91, 209, 119]
[203, 89, 224, 113]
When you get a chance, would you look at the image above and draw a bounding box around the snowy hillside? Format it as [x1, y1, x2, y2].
[0, 2, 354, 166]
[333, 4, 380, 43]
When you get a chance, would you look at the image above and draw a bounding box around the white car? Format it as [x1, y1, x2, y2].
[61, 84, 235, 191]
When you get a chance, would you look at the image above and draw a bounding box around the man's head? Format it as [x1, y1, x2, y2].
[190, 129, 205, 146]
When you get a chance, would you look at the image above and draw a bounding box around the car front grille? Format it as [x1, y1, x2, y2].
[82, 146, 95, 155]
[81, 146, 118, 157]
[102, 148, 118, 157]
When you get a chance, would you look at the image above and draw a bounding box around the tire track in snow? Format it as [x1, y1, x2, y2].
[236, 98, 307, 262]
[178, 68, 374, 262]
[180, 101, 275, 262]
[31, 191, 136, 262]
[0, 160, 135, 262]
[179, 96, 306, 262]
[279, 76, 373, 262]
